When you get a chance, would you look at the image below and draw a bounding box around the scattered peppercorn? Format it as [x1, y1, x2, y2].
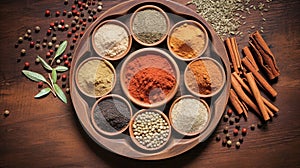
[62, 74, 67, 81]
[38, 81, 43, 88]
[55, 44, 60, 50]
[233, 128, 239, 136]
[55, 11, 60, 16]
[239, 137, 244, 143]
[64, 60, 69, 66]
[4, 110, 10, 117]
[66, 88, 70, 94]
[48, 42, 53, 48]
[35, 44, 40, 49]
[225, 133, 230, 140]
[242, 128, 247, 136]
[24, 33, 29, 39]
[227, 140, 232, 147]
[97, 5, 102, 12]
[42, 42, 47, 48]
[64, 0, 68, 5]
[67, 11, 72, 17]
[52, 37, 57, 43]
[21, 49, 26, 56]
[30, 41, 35, 48]
[235, 123, 240, 130]
[223, 126, 229, 133]
[47, 29, 51, 35]
[257, 122, 263, 128]
[24, 62, 30, 69]
[35, 57, 40, 64]
[229, 117, 235, 125]
[56, 59, 61, 64]
[235, 116, 240, 123]
[46, 52, 51, 58]
[216, 134, 221, 141]
[27, 29, 32, 35]
[63, 54, 68, 60]
[45, 9, 51, 16]
[18, 37, 23, 43]
[35, 26, 41, 33]
[251, 124, 255, 130]
[227, 108, 233, 116]
[223, 114, 229, 122]
[236, 141, 241, 149]
[222, 139, 227, 146]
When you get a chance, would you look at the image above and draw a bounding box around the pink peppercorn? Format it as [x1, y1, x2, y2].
[72, 38, 77, 43]
[74, 33, 79, 38]
[61, 74, 67, 81]
[50, 22, 55, 27]
[80, 31, 84, 37]
[49, 49, 54, 54]
[72, 5, 76, 10]
[242, 128, 247, 136]
[30, 41, 35, 48]
[45, 9, 51, 16]
[227, 109, 233, 116]
[55, 11, 60, 16]
[63, 54, 68, 60]
[38, 81, 43, 88]
[233, 129, 239, 136]
[47, 29, 51, 35]
[67, 31, 72, 37]
[24, 62, 30, 68]
[60, 19, 65, 25]
[64, 60, 69, 66]
[46, 52, 51, 58]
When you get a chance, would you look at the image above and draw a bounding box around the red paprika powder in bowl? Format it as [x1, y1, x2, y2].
[120, 48, 180, 108]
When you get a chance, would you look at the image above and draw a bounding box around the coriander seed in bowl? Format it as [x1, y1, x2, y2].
[129, 109, 171, 151]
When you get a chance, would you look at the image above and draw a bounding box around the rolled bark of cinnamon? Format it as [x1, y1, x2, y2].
[242, 57, 278, 97]
[232, 72, 279, 113]
[245, 73, 270, 121]
[249, 31, 280, 80]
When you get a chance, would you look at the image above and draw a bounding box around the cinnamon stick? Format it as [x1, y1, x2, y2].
[245, 73, 270, 121]
[242, 46, 259, 71]
[242, 57, 278, 97]
[230, 37, 242, 69]
[232, 72, 279, 112]
[250, 31, 280, 80]
[225, 38, 239, 74]
[229, 89, 244, 115]
[231, 75, 262, 117]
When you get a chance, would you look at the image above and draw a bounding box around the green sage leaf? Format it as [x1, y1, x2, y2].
[54, 40, 67, 61]
[37, 56, 52, 71]
[22, 70, 47, 83]
[55, 66, 68, 72]
[52, 69, 57, 84]
[54, 84, 67, 103]
[34, 87, 51, 98]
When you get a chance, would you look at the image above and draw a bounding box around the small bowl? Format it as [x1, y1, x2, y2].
[169, 95, 210, 136]
[76, 57, 116, 98]
[130, 5, 170, 46]
[129, 109, 171, 151]
[167, 20, 208, 61]
[91, 94, 132, 136]
[120, 47, 180, 108]
[184, 57, 225, 98]
[92, 19, 132, 61]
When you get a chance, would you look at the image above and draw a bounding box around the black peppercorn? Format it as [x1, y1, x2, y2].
[229, 117, 235, 125]
[223, 126, 229, 133]
[239, 137, 244, 143]
[225, 133, 230, 140]
[222, 139, 227, 146]
[235, 116, 240, 123]
[223, 114, 229, 122]
[235, 123, 240, 130]
[250, 124, 255, 130]
[216, 134, 221, 141]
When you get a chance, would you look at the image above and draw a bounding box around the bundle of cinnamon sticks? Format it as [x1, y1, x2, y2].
[225, 31, 280, 121]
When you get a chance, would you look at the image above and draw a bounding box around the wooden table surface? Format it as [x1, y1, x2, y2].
[0, 0, 299, 167]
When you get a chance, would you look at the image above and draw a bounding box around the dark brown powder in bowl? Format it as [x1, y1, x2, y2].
[93, 98, 131, 132]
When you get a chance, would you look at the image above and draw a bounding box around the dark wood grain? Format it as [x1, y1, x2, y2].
[0, 0, 300, 167]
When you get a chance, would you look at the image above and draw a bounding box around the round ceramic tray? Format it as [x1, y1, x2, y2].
[70, 0, 230, 160]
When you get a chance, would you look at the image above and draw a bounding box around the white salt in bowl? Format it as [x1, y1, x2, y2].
[92, 19, 132, 61]
[169, 95, 211, 136]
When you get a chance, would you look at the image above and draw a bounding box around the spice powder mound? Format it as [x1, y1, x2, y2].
[77, 60, 114, 97]
[94, 23, 129, 58]
[94, 98, 131, 132]
[125, 54, 176, 104]
[171, 98, 209, 134]
[186, 59, 224, 95]
[132, 9, 168, 44]
[169, 23, 206, 59]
